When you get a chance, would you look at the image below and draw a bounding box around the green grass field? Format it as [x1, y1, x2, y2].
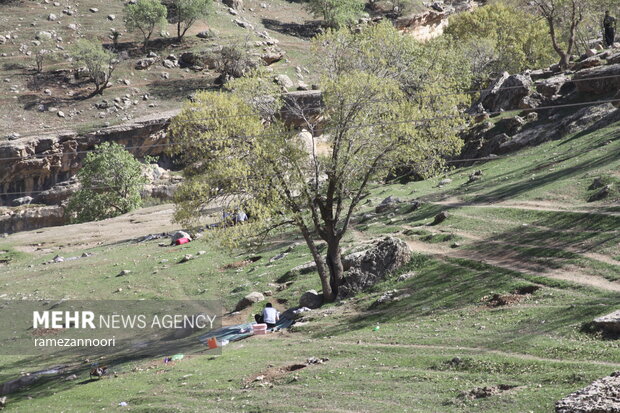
[0, 109, 618, 411]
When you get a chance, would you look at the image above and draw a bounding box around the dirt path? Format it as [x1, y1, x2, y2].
[404, 239, 620, 293]
[329, 340, 620, 368]
[433, 197, 620, 216]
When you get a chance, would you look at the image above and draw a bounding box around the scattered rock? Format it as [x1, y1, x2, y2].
[179, 254, 193, 263]
[375, 196, 401, 213]
[57, 111, 65, 118]
[234, 19, 253, 30]
[89, 7, 98, 13]
[397, 272, 415, 282]
[65, 374, 78, 381]
[47, 13, 58, 21]
[223, 0, 243, 9]
[479, 72, 532, 112]
[556, 372, 620, 413]
[306, 357, 328, 365]
[107, 14, 116, 21]
[588, 185, 612, 202]
[162, 59, 176, 69]
[299, 290, 323, 309]
[274, 74, 294, 90]
[459, 385, 516, 400]
[12, 196, 33, 206]
[0, 396, 6, 408]
[135, 58, 155, 70]
[439, 178, 452, 186]
[235, 291, 265, 311]
[269, 252, 288, 262]
[117, 269, 131, 277]
[431, 211, 449, 225]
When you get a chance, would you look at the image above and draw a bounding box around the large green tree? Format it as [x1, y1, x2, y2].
[306, 0, 365, 28]
[169, 0, 211, 41]
[125, 0, 168, 50]
[445, 3, 555, 79]
[67, 142, 148, 223]
[170, 23, 470, 302]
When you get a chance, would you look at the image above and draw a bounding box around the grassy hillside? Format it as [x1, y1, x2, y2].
[0, 99, 620, 412]
[0, 0, 318, 136]
[0, 104, 618, 411]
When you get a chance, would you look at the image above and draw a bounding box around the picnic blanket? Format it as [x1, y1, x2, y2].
[199, 317, 295, 346]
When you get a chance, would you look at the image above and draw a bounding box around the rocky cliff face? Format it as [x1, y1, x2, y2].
[395, 0, 480, 41]
[460, 48, 620, 161]
[0, 110, 179, 207]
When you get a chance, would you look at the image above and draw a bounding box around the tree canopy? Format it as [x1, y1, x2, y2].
[169, 23, 471, 302]
[125, 0, 168, 49]
[445, 3, 555, 81]
[169, 0, 212, 41]
[70, 39, 116, 95]
[67, 142, 148, 223]
[305, 0, 365, 29]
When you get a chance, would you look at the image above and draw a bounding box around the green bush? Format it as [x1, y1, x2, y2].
[445, 3, 555, 80]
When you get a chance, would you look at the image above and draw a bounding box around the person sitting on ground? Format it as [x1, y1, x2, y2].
[234, 209, 248, 224]
[604, 11, 617, 48]
[254, 302, 280, 329]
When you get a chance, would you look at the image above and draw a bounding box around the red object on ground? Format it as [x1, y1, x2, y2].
[252, 324, 268, 335]
[207, 337, 218, 349]
[175, 237, 190, 245]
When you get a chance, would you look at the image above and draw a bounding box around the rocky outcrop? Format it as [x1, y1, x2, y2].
[395, 10, 450, 42]
[461, 47, 620, 160]
[556, 372, 620, 412]
[0, 205, 65, 234]
[338, 237, 411, 298]
[574, 64, 620, 94]
[479, 72, 533, 113]
[395, 0, 479, 41]
[0, 110, 178, 207]
[1, 89, 323, 213]
[592, 310, 620, 335]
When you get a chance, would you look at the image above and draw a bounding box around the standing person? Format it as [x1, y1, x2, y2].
[604, 11, 617, 48]
[254, 303, 280, 329]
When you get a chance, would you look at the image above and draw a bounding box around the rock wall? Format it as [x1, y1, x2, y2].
[461, 48, 620, 160]
[395, 0, 479, 42]
[0, 205, 65, 234]
[0, 110, 179, 207]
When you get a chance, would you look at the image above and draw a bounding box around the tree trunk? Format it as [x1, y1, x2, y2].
[299, 225, 335, 302]
[177, 21, 182, 42]
[325, 236, 344, 299]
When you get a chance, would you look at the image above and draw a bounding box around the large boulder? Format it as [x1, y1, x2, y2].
[574, 64, 620, 94]
[299, 290, 323, 309]
[536, 74, 570, 98]
[592, 310, 620, 335]
[479, 72, 532, 112]
[235, 291, 265, 311]
[338, 237, 411, 298]
[556, 372, 620, 412]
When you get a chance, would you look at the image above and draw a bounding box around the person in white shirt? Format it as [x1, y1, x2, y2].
[255, 303, 280, 329]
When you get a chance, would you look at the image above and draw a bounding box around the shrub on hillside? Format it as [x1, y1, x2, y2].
[67, 142, 148, 223]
